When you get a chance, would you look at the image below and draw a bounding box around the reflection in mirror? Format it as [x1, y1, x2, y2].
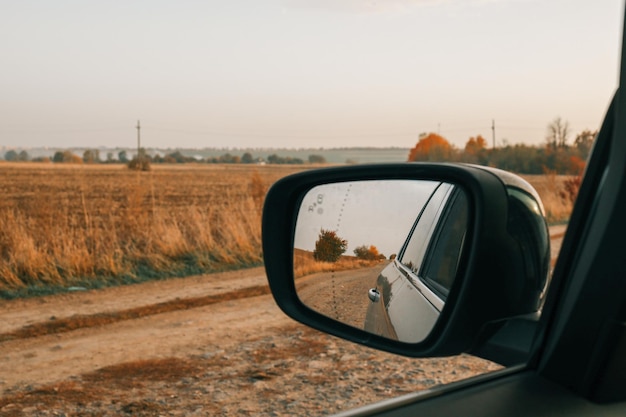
[293, 180, 469, 343]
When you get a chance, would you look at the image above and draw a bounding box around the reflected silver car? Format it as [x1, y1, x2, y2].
[365, 182, 468, 343]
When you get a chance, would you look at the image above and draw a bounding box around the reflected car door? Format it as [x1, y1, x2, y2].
[365, 183, 468, 343]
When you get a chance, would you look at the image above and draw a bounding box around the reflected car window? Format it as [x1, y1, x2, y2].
[421, 189, 469, 298]
[399, 183, 454, 273]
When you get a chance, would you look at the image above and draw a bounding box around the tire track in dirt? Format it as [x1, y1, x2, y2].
[0, 285, 270, 343]
[0, 267, 269, 335]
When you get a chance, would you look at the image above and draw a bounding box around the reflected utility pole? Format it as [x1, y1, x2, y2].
[136, 120, 141, 159]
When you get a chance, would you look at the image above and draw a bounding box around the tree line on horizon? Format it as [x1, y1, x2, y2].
[3, 118, 595, 175]
[407, 117, 595, 175]
[3, 148, 328, 167]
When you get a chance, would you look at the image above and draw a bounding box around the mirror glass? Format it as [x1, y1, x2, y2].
[293, 180, 469, 343]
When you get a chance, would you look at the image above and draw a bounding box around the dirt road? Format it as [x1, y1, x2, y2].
[297, 263, 388, 329]
[0, 267, 500, 416]
[0, 269, 277, 386]
[0, 227, 564, 416]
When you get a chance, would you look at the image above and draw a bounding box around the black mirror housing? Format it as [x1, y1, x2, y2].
[262, 163, 550, 359]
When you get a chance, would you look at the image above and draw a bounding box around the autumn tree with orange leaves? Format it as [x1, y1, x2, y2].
[353, 245, 385, 261]
[462, 135, 489, 164]
[407, 133, 456, 162]
[405, 126, 591, 175]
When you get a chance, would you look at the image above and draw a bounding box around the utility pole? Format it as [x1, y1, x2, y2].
[491, 119, 496, 149]
[136, 120, 141, 159]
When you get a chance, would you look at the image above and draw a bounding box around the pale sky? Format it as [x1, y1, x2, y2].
[1, 0, 622, 149]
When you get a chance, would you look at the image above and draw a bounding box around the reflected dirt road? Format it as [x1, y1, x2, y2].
[296, 262, 389, 329]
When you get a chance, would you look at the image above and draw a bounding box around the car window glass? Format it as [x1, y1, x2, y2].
[0, 0, 619, 414]
[399, 183, 454, 274]
[421, 189, 469, 298]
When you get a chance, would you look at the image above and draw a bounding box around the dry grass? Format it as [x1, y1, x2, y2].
[294, 248, 383, 279]
[0, 163, 574, 295]
[522, 173, 575, 224]
[0, 163, 306, 295]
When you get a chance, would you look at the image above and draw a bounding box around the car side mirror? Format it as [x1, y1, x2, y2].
[294, 179, 467, 343]
[263, 163, 550, 360]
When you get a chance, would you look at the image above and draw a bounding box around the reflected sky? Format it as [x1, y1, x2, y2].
[294, 180, 439, 257]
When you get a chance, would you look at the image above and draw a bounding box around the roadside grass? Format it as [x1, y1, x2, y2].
[0, 198, 265, 297]
[522, 174, 575, 224]
[294, 249, 384, 279]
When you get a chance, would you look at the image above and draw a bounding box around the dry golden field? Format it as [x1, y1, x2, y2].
[0, 162, 574, 296]
[0, 163, 307, 295]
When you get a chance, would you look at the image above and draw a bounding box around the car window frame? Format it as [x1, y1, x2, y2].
[397, 182, 455, 273]
[419, 187, 469, 300]
[396, 183, 467, 302]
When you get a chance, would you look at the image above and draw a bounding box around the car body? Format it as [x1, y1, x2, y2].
[364, 182, 465, 342]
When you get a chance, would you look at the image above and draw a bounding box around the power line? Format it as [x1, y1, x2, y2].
[0, 122, 550, 141]
[0, 127, 128, 134]
[144, 127, 421, 139]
